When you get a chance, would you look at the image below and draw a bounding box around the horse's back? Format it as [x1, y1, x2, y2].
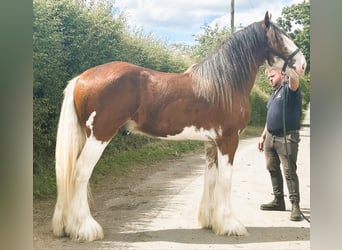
[73, 61, 145, 140]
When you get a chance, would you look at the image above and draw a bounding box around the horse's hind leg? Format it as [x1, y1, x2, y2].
[64, 136, 109, 241]
[198, 141, 218, 229]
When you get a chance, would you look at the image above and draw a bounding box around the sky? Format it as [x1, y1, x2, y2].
[114, 0, 308, 45]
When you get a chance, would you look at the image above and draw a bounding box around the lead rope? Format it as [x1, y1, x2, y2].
[283, 84, 310, 223]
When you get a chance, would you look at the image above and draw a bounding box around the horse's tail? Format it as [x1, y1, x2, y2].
[53, 76, 86, 236]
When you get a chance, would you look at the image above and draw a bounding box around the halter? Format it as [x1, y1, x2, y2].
[266, 46, 300, 73]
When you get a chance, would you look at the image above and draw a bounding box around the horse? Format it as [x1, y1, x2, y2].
[52, 12, 306, 241]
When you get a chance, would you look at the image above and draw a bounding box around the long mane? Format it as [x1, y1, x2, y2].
[187, 21, 268, 110]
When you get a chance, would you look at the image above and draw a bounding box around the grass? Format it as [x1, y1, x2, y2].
[240, 125, 264, 139]
[33, 125, 264, 199]
[93, 139, 204, 177]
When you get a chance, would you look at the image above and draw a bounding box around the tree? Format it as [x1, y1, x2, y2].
[277, 1, 310, 72]
[191, 24, 230, 61]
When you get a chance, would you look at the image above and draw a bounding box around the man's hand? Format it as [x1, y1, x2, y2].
[258, 125, 267, 152]
[289, 76, 299, 91]
[258, 137, 265, 152]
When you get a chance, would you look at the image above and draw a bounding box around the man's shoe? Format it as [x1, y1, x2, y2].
[290, 202, 302, 221]
[260, 197, 285, 211]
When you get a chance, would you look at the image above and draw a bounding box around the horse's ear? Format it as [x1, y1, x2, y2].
[264, 11, 271, 28]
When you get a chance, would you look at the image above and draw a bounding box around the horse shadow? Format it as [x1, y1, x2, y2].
[110, 226, 310, 245]
[109, 207, 311, 245]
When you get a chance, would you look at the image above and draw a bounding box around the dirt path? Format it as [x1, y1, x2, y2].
[34, 127, 310, 250]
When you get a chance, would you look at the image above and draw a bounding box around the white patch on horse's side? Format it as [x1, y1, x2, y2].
[211, 149, 248, 236]
[86, 111, 96, 136]
[161, 126, 222, 141]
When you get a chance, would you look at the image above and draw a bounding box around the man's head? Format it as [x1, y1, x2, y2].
[266, 67, 285, 89]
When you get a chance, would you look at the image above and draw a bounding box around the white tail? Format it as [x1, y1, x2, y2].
[52, 77, 86, 236]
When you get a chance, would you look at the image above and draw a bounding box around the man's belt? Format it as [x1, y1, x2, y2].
[269, 129, 299, 137]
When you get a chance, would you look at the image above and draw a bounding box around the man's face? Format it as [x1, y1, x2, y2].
[267, 70, 284, 89]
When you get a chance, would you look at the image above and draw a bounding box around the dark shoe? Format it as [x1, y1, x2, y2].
[290, 202, 302, 221]
[260, 197, 286, 211]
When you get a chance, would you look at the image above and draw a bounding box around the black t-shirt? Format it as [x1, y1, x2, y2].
[266, 82, 302, 134]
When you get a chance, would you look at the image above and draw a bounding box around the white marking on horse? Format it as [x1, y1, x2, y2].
[211, 149, 247, 236]
[282, 34, 298, 53]
[161, 126, 222, 141]
[86, 111, 96, 136]
[275, 33, 306, 76]
[198, 155, 218, 228]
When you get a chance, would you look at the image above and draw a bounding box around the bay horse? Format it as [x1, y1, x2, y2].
[52, 12, 306, 241]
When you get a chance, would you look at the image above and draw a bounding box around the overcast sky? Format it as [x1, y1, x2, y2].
[114, 0, 308, 44]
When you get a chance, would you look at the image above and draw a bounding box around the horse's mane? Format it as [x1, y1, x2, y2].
[187, 21, 268, 110]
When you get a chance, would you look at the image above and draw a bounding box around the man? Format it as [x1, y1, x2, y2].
[258, 67, 302, 221]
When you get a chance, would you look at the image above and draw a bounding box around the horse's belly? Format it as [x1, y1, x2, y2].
[159, 126, 219, 141]
[125, 120, 219, 141]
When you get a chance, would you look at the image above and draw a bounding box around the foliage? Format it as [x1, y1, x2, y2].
[248, 67, 270, 126]
[121, 29, 188, 72]
[33, 0, 69, 171]
[191, 24, 230, 61]
[277, 1, 310, 72]
[299, 73, 311, 110]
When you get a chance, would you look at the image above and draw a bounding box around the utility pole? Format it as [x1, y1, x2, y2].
[230, 0, 235, 33]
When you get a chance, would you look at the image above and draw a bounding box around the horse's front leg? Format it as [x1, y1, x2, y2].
[198, 141, 218, 229]
[211, 132, 248, 236]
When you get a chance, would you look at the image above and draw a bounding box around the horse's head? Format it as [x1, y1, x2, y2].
[263, 12, 306, 78]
